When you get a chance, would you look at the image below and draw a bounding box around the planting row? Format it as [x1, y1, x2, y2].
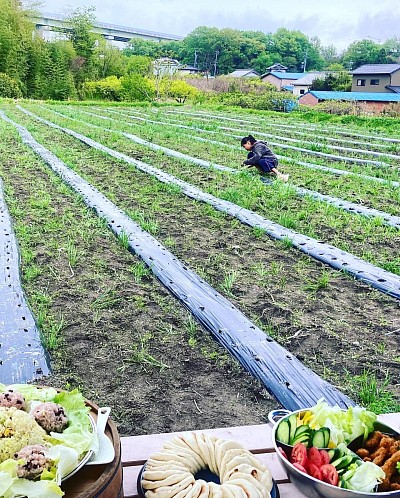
[1, 103, 398, 415]
[16, 103, 400, 279]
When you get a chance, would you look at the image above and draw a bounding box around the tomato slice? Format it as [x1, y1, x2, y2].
[319, 450, 330, 466]
[307, 462, 322, 480]
[320, 464, 339, 486]
[278, 447, 288, 460]
[307, 447, 322, 468]
[292, 462, 307, 473]
[290, 443, 308, 468]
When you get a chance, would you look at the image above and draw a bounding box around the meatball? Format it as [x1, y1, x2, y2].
[0, 389, 26, 410]
[14, 444, 51, 479]
[32, 402, 69, 433]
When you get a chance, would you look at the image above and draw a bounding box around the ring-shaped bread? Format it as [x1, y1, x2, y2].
[142, 433, 273, 498]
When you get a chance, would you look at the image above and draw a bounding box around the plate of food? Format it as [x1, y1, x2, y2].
[136, 431, 278, 498]
[0, 383, 97, 497]
[271, 399, 400, 497]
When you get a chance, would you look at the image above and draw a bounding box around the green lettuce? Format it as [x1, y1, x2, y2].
[0, 459, 64, 497]
[0, 384, 96, 496]
[308, 399, 377, 445]
[342, 461, 385, 492]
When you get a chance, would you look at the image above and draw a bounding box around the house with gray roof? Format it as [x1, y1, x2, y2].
[292, 72, 329, 97]
[227, 69, 259, 78]
[351, 64, 400, 93]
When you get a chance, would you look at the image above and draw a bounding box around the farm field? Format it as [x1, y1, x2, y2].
[0, 101, 399, 436]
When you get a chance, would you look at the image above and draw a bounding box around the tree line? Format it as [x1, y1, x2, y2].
[0, 0, 399, 100]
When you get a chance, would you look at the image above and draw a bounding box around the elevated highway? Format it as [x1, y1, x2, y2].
[30, 12, 184, 43]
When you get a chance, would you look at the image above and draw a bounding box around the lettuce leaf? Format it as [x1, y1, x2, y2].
[8, 479, 64, 497]
[48, 445, 80, 483]
[0, 459, 64, 497]
[0, 384, 96, 495]
[308, 399, 376, 445]
[342, 461, 385, 492]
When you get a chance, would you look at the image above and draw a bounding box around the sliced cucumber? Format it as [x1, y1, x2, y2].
[293, 425, 311, 437]
[321, 427, 331, 447]
[291, 433, 311, 446]
[287, 414, 298, 442]
[276, 419, 290, 444]
[327, 448, 340, 462]
[330, 455, 354, 470]
[311, 429, 327, 448]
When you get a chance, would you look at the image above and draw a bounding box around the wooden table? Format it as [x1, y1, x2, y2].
[120, 413, 400, 497]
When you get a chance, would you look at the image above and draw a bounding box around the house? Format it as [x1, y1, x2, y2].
[178, 65, 202, 75]
[227, 69, 259, 78]
[351, 64, 400, 93]
[260, 71, 305, 90]
[291, 72, 328, 97]
[298, 90, 400, 112]
[266, 63, 288, 72]
[152, 57, 180, 76]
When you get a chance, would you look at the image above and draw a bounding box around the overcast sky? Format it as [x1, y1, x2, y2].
[39, 0, 400, 52]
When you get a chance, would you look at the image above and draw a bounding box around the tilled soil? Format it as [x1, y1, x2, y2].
[0, 107, 399, 439]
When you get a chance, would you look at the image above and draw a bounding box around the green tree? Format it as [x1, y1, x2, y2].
[123, 39, 181, 59]
[179, 26, 266, 75]
[0, 0, 36, 94]
[342, 39, 382, 69]
[270, 29, 324, 71]
[94, 38, 126, 79]
[64, 6, 98, 91]
[125, 55, 153, 76]
[311, 71, 351, 91]
[381, 37, 400, 63]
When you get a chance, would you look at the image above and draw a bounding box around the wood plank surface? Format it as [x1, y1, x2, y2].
[121, 412, 400, 498]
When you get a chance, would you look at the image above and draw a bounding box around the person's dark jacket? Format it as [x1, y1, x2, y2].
[243, 141, 278, 166]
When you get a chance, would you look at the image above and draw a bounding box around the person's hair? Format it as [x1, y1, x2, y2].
[240, 135, 257, 146]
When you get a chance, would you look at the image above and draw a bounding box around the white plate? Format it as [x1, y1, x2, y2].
[87, 407, 115, 465]
[61, 413, 96, 481]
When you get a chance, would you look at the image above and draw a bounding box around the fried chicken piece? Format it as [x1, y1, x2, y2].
[381, 450, 400, 481]
[371, 446, 389, 466]
[389, 483, 400, 491]
[365, 431, 383, 450]
[356, 448, 370, 459]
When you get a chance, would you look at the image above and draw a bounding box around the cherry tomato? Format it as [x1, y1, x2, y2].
[319, 450, 330, 465]
[320, 464, 339, 486]
[307, 447, 322, 468]
[307, 463, 322, 480]
[290, 443, 308, 468]
[292, 462, 307, 473]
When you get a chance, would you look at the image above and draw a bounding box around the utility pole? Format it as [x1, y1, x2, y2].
[213, 50, 219, 77]
[194, 50, 199, 69]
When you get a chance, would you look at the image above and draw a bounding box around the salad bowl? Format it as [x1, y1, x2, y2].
[271, 404, 400, 498]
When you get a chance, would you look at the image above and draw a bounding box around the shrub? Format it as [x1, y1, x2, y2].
[82, 75, 122, 100]
[0, 73, 22, 98]
[160, 79, 199, 103]
[209, 90, 297, 112]
[380, 102, 400, 118]
[314, 100, 363, 116]
[120, 74, 156, 101]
